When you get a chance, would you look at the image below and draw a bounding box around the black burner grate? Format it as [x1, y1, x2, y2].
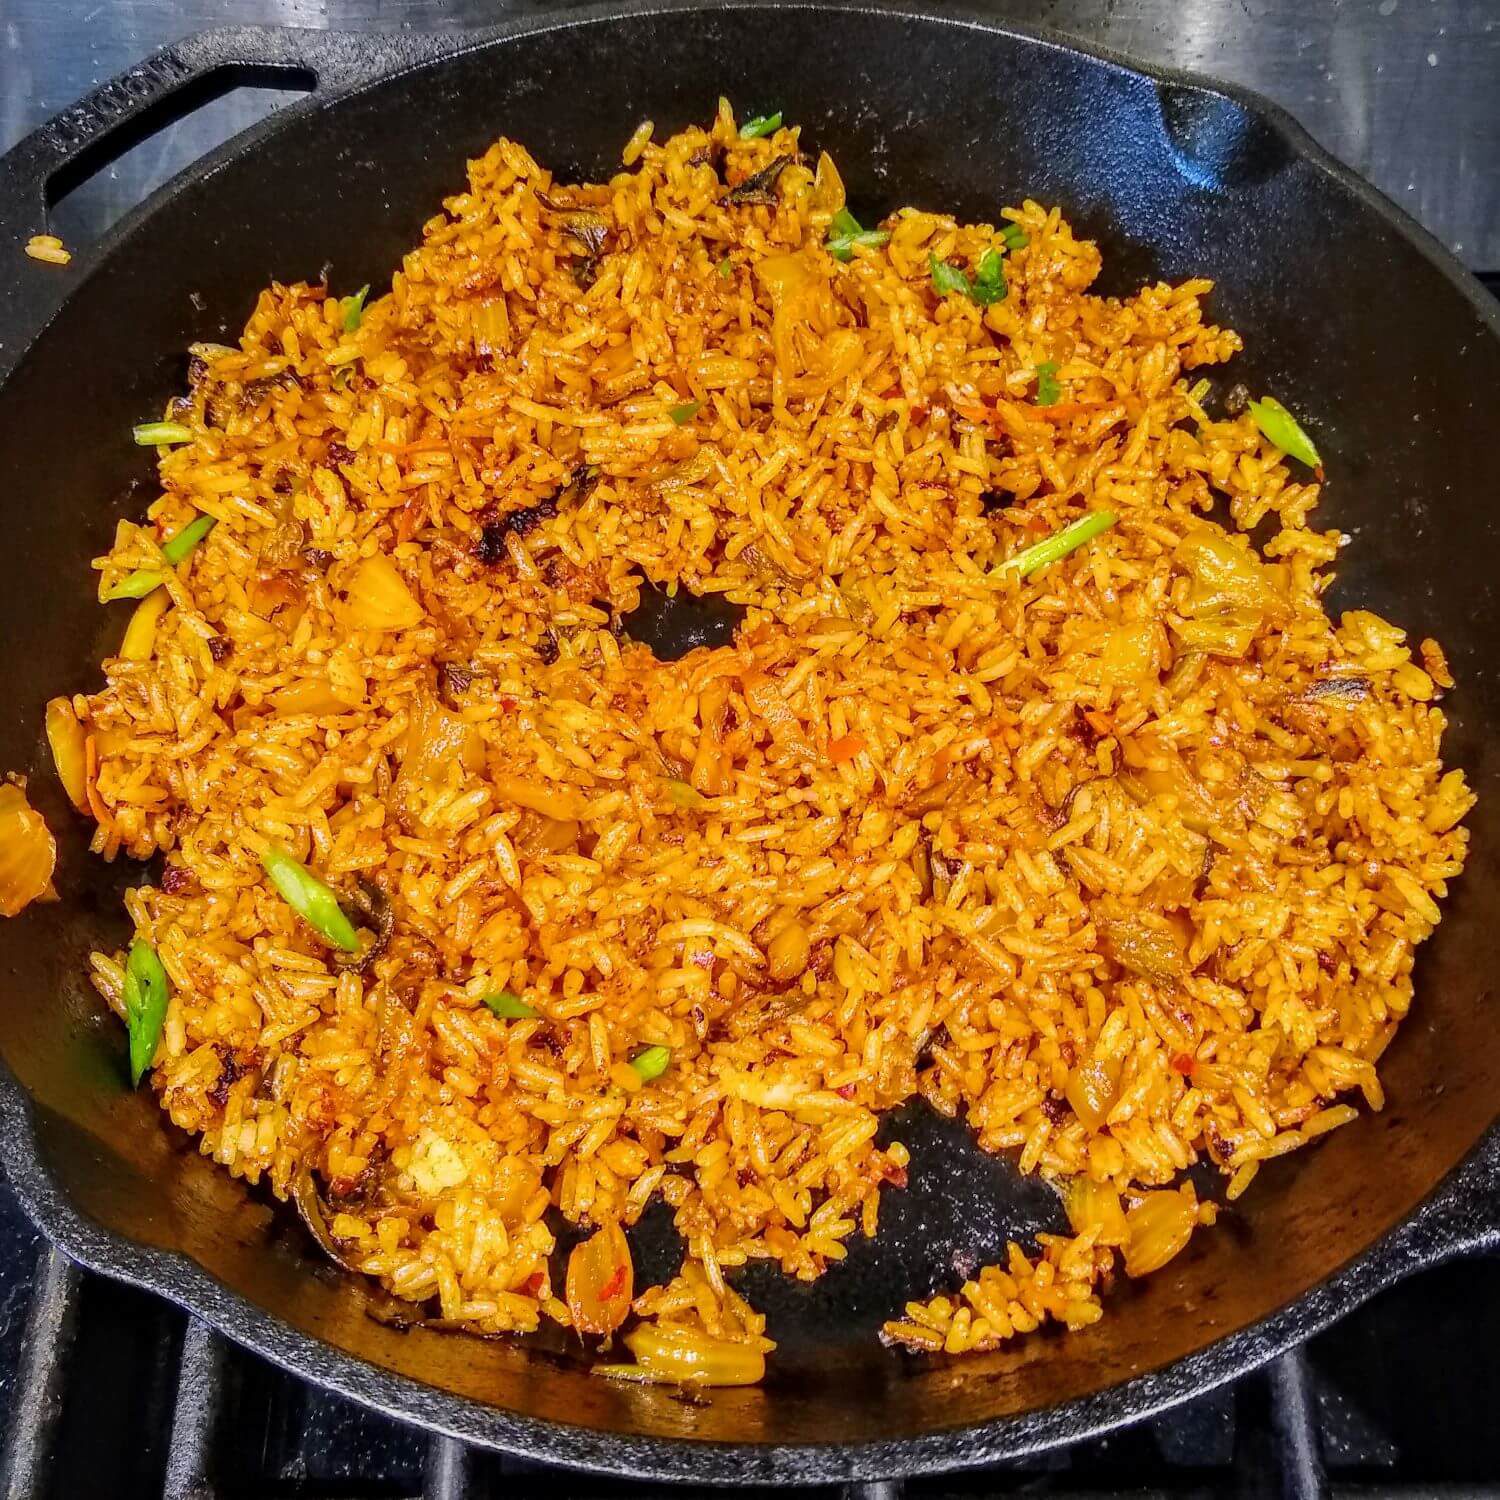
[2, 1179, 1499, 1499]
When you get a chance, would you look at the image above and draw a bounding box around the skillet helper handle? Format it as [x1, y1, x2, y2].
[0, 26, 447, 225]
[0, 25, 448, 376]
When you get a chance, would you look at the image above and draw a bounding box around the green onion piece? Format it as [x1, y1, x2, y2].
[123, 940, 170, 1087]
[970, 248, 1007, 307]
[718, 257, 733, 279]
[1000, 222, 1028, 251]
[342, 284, 371, 333]
[630, 1044, 672, 1081]
[932, 250, 1008, 305]
[102, 570, 166, 602]
[668, 400, 701, 425]
[103, 514, 218, 600]
[826, 208, 890, 263]
[929, 254, 973, 300]
[133, 422, 193, 446]
[666, 778, 705, 809]
[739, 112, 782, 139]
[260, 844, 361, 952]
[841, 231, 892, 260]
[998, 510, 1119, 579]
[1248, 396, 1321, 467]
[484, 990, 537, 1019]
[1035, 360, 1062, 407]
[161, 513, 217, 565]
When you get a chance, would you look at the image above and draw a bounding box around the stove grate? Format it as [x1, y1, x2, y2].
[7, 1232, 1498, 1500]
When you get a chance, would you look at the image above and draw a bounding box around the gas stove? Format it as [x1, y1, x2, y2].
[2, 1185, 1500, 1496]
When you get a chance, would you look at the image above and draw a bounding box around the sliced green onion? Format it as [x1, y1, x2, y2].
[999, 222, 1029, 251]
[829, 231, 891, 262]
[668, 400, 701, 425]
[1035, 360, 1062, 408]
[826, 208, 890, 263]
[161, 512, 217, 564]
[739, 112, 782, 139]
[929, 254, 973, 300]
[484, 990, 537, 1019]
[123, 940, 170, 1086]
[970, 248, 1007, 307]
[102, 514, 218, 601]
[1248, 396, 1321, 467]
[260, 844, 361, 952]
[666, 778, 705, 809]
[997, 510, 1119, 579]
[102, 570, 166, 602]
[630, 1044, 672, 1081]
[718, 257, 733, 279]
[932, 250, 1007, 306]
[133, 422, 193, 446]
[342, 284, 371, 333]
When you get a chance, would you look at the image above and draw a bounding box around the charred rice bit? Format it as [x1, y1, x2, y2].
[66, 103, 1472, 1375]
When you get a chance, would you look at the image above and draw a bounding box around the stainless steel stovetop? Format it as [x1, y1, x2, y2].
[4, 0, 1496, 272]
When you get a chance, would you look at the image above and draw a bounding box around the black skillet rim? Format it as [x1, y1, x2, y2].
[1, 0, 1498, 1482]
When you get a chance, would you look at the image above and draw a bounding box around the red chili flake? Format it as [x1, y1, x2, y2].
[1040, 1094, 1069, 1125]
[835, 1083, 857, 1099]
[522, 1271, 545, 1297]
[499, 696, 517, 712]
[394, 494, 429, 544]
[880, 1161, 908, 1188]
[600, 1264, 627, 1301]
[1171, 1052, 1196, 1076]
[160, 864, 193, 895]
[1071, 703, 1102, 749]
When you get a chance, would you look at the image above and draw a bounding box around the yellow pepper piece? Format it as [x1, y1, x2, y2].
[121, 588, 171, 661]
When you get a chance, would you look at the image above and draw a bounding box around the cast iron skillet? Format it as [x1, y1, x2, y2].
[1, 2, 1498, 1483]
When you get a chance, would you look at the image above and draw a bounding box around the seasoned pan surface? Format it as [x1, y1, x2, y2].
[1, 3, 1498, 1481]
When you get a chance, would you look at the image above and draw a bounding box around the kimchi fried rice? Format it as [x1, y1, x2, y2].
[45, 102, 1472, 1381]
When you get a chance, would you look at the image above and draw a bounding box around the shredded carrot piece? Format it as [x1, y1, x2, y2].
[83, 734, 114, 830]
[828, 733, 866, 764]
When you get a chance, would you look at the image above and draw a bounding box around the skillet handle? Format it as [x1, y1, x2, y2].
[0, 26, 451, 227]
[0, 26, 452, 382]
